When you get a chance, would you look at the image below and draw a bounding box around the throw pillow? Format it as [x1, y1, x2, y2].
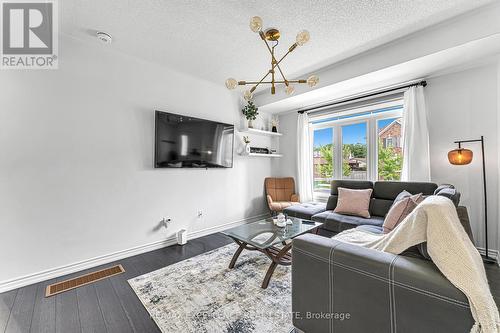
[394, 190, 412, 202]
[383, 193, 423, 233]
[333, 187, 373, 218]
[435, 187, 461, 207]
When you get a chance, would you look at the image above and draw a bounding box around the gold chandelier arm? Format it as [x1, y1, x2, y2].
[259, 33, 290, 85]
[241, 80, 307, 85]
[274, 43, 298, 69]
[249, 70, 273, 93]
[271, 45, 276, 94]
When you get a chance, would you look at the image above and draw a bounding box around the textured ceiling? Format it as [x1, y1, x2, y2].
[62, 0, 494, 86]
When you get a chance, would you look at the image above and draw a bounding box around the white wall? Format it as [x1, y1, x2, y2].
[272, 113, 297, 178]
[498, 58, 500, 254]
[426, 63, 499, 253]
[275, 63, 500, 253]
[0, 35, 273, 285]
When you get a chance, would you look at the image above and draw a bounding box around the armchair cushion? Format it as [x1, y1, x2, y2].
[265, 177, 296, 202]
[265, 177, 299, 212]
[269, 201, 299, 212]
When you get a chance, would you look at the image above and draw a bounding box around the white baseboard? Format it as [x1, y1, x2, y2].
[0, 212, 269, 293]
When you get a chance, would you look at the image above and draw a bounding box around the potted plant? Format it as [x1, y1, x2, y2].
[242, 136, 251, 155]
[242, 101, 259, 128]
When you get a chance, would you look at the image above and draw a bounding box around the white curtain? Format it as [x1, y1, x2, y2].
[297, 112, 314, 202]
[401, 85, 431, 181]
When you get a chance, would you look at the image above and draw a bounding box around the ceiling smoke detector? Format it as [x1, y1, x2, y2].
[96, 32, 112, 44]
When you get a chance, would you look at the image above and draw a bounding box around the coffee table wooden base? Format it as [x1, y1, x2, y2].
[228, 238, 293, 289]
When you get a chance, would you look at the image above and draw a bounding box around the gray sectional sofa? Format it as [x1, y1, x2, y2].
[284, 180, 465, 233]
[286, 180, 476, 333]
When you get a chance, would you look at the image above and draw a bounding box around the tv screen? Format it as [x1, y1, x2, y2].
[154, 111, 234, 168]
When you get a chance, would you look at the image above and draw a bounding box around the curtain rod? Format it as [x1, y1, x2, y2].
[297, 80, 427, 114]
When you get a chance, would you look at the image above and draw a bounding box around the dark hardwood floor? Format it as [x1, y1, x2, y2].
[1, 232, 500, 333]
[0, 233, 233, 333]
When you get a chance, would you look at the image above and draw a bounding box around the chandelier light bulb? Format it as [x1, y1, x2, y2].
[243, 90, 253, 101]
[307, 75, 319, 87]
[285, 85, 295, 96]
[296, 30, 310, 46]
[249, 16, 263, 33]
[225, 78, 238, 90]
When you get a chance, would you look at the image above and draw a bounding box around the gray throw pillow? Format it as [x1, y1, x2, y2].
[392, 190, 432, 260]
[434, 184, 455, 194]
[393, 190, 412, 203]
[435, 187, 461, 207]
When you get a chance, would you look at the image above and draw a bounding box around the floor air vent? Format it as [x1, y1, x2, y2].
[45, 264, 125, 297]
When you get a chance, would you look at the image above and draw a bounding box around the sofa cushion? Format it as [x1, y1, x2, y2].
[356, 225, 383, 234]
[312, 210, 384, 233]
[373, 181, 437, 200]
[369, 191, 412, 218]
[369, 182, 436, 216]
[334, 187, 373, 218]
[369, 198, 393, 217]
[331, 180, 373, 195]
[283, 202, 326, 220]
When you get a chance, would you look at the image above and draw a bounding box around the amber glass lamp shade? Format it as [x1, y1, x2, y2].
[448, 148, 473, 165]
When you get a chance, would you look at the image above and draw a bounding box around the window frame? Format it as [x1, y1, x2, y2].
[310, 100, 403, 200]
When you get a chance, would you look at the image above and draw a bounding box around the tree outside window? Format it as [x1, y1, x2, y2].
[377, 118, 403, 180]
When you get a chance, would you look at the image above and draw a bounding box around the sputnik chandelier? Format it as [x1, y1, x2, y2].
[225, 16, 319, 100]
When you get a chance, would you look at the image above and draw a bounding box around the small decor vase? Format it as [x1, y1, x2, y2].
[276, 213, 286, 228]
[245, 143, 251, 155]
[248, 119, 253, 128]
[272, 125, 277, 133]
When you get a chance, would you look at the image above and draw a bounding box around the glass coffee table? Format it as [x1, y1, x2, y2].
[222, 217, 323, 289]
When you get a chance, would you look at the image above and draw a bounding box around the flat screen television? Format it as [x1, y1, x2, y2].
[154, 111, 234, 168]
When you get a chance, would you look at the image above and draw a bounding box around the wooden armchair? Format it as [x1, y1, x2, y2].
[265, 177, 300, 213]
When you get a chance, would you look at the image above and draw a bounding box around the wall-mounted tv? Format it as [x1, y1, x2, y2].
[154, 111, 234, 168]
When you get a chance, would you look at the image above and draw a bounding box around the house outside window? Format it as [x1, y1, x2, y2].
[311, 101, 404, 197]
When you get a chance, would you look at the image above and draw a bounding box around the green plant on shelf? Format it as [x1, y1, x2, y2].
[242, 101, 259, 120]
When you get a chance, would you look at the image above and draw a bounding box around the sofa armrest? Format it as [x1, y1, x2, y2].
[291, 193, 300, 203]
[292, 234, 473, 333]
[457, 206, 474, 243]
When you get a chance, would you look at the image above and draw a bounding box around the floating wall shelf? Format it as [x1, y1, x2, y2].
[246, 153, 283, 158]
[240, 128, 283, 137]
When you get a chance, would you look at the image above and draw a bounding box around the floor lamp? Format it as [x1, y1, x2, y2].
[448, 136, 496, 264]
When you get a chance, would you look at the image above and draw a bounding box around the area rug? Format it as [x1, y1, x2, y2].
[128, 243, 293, 333]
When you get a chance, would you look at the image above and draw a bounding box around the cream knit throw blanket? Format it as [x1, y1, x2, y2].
[334, 195, 500, 333]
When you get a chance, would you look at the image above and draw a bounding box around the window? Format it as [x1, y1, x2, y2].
[311, 103, 404, 196]
[313, 127, 333, 193]
[342, 122, 367, 180]
[377, 118, 403, 181]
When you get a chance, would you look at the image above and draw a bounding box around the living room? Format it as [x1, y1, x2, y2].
[1, 1, 500, 332]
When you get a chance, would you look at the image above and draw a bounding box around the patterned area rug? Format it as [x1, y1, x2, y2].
[128, 244, 293, 333]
